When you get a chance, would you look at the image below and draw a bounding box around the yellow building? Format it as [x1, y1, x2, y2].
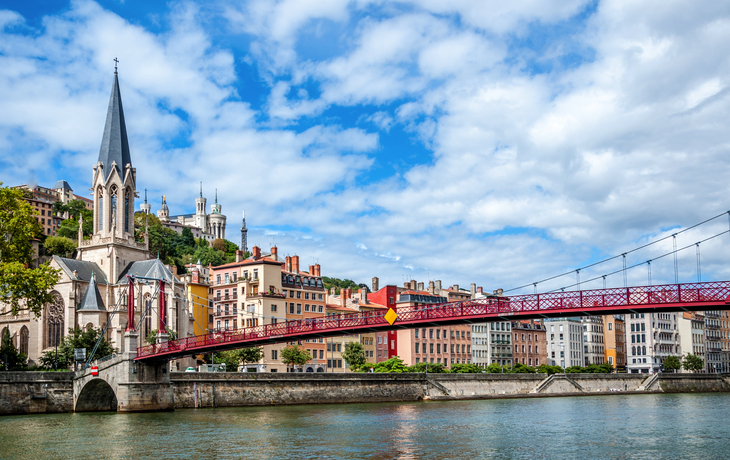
[181, 262, 212, 337]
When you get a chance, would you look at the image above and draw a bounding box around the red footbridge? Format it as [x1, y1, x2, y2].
[135, 281, 730, 362]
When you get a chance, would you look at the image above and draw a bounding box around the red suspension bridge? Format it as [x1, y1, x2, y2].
[135, 280, 730, 362]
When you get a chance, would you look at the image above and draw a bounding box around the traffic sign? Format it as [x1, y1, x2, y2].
[385, 308, 398, 325]
[90, 366, 98, 376]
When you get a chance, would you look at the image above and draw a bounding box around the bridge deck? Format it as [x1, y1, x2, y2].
[135, 281, 730, 362]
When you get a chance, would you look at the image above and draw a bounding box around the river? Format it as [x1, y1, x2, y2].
[0, 393, 727, 459]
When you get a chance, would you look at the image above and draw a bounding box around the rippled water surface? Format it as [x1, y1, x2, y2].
[0, 393, 728, 459]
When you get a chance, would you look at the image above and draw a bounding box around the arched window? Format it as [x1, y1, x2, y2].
[642, 346, 646, 355]
[19, 326, 29, 355]
[632, 346, 636, 355]
[97, 187, 104, 232]
[124, 188, 130, 233]
[110, 186, 118, 230]
[46, 292, 64, 349]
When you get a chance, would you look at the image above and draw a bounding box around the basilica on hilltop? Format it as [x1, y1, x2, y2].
[0, 69, 192, 365]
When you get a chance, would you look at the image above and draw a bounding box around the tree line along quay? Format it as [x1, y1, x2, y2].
[0, 71, 728, 387]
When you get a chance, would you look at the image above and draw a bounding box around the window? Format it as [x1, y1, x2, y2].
[378, 336, 382, 344]
[436, 330, 440, 339]
[437, 344, 441, 353]
[297, 291, 301, 299]
[430, 344, 434, 353]
[225, 273, 229, 284]
[415, 343, 420, 353]
[305, 304, 310, 312]
[297, 304, 302, 315]
[216, 274, 221, 285]
[319, 306, 323, 313]
[289, 303, 295, 314]
[429, 329, 433, 339]
[305, 292, 310, 300]
[415, 329, 419, 338]
[319, 294, 324, 301]
[271, 304, 277, 312]
[608, 323, 613, 331]
[272, 350, 278, 360]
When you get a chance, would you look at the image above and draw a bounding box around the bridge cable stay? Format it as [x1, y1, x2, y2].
[83, 276, 163, 369]
[546, 229, 729, 293]
[503, 210, 730, 294]
[673, 235, 678, 284]
[696, 243, 702, 283]
[83, 283, 128, 369]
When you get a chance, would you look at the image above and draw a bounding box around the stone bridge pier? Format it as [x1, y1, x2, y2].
[73, 332, 173, 412]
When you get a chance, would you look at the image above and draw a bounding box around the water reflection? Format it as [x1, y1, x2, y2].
[0, 394, 728, 459]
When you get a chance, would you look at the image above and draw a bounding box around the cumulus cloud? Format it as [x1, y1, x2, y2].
[2, 0, 730, 294]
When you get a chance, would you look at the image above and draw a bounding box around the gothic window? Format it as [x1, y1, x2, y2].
[19, 326, 29, 355]
[124, 188, 130, 233]
[110, 186, 118, 230]
[46, 292, 64, 349]
[97, 187, 104, 232]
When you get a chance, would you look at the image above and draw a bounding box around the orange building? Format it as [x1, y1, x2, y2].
[603, 315, 626, 370]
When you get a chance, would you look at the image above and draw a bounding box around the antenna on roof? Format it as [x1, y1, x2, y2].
[200, 181, 202, 198]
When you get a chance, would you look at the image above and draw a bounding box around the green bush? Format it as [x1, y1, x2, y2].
[449, 363, 483, 373]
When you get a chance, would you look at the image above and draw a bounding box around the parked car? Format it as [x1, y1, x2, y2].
[185, 367, 196, 372]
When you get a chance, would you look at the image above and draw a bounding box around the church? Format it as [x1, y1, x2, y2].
[0, 69, 192, 367]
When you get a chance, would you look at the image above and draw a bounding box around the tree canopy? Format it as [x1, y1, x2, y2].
[342, 341, 367, 371]
[0, 184, 60, 317]
[682, 354, 704, 373]
[322, 277, 363, 294]
[38, 326, 116, 370]
[662, 355, 681, 372]
[0, 328, 27, 370]
[280, 345, 311, 367]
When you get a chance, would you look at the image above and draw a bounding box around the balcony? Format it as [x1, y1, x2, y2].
[249, 291, 286, 299]
[491, 340, 511, 345]
[705, 324, 720, 330]
[704, 311, 720, 318]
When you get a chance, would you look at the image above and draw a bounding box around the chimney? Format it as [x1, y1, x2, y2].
[404, 281, 411, 289]
[428, 281, 435, 294]
[292, 255, 299, 273]
[360, 288, 368, 304]
[285, 256, 292, 272]
[236, 250, 243, 263]
[330, 287, 336, 296]
[192, 269, 200, 284]
[493, 288, 504, 296]
[252, 246, 261, 260]
[477, 286, 483, 294]
[417, 282, 424, 291]
[372, 276, 379, 292]
[271, 246, 278, 260]
[435, 280, 442, 292]
[309, 265, 315, 275]
[453, 284, 459, 292]
[341, 289, 347, 307]
[470, 283, 476, 296]
[410, 280, 416, 291]
[314, 264, 321, 277]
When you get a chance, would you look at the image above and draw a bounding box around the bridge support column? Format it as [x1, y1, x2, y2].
[115, 358, 174, 413]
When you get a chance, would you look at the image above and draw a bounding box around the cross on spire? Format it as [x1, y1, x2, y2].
[114, 57, 119, 74]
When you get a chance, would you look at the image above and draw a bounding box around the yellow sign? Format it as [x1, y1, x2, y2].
[385, 308, 398, 325]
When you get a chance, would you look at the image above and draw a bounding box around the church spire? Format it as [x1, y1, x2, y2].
[98, 65, 131, 182]
[200, 181, 203, 198]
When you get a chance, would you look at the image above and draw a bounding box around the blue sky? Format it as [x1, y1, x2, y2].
[2, 0, 730, 293]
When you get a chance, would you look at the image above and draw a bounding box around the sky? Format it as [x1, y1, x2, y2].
[2, 0, 730, 293]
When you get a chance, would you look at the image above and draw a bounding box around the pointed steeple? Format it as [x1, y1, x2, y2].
[78, 271, 106, 311]
[144, 188, 148, 204]
[98, 69, 131, 182]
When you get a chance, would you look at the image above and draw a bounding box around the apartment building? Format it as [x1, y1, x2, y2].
[582, 316, 605, 365]
[511, 321, 546, 367]
[703, 310, 723, 373]
[626, 313, 680, 374]
[721, 311, 730, 373]
[180, 260, 212, 336]
[546, 318, 584, 368]
[14, 182, 93, 236]
[209, 246, 326, 372]
[678, 312, 705, 371]
[603, 315, 626, 369]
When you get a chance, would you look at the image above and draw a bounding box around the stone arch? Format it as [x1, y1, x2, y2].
[45, 292, 64, 349]
[19, 326, 29, 356]
[85, 322, 94, 331]
[75, 378, 118, 412]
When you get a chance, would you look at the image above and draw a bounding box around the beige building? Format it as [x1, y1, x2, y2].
[209, 247, 327, 372]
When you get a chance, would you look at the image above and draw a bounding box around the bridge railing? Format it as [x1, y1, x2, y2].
[136, 281, 730, 359]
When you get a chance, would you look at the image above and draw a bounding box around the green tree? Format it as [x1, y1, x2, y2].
[371, 356, 408, 373]
[43, 236, 78, 257]
[536, 364, 564, 375]
[0, 329, 27, 370]
[407, 362, 449, 373]
[662, 355, 681, 373]
[145, 328, 178, 345]
[682, 354, 705, 373]
[280, 345, 312, 369]
[38, 327, 116, 370]
[511, 362, 537, 373]
[214, 347, 264, 371]
[342, 341, 367, 371]
[449, 363, 483, 373]
[55, 200, 93, 240]
[0, 184, 60, 317]
[322, 276, 362, 294]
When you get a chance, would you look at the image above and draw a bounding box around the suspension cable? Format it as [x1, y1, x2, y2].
[504, 210, 730, 293]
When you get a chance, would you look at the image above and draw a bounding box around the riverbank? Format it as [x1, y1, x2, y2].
[1, 371, 729, 414]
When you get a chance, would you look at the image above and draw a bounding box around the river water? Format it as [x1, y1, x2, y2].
[0, 393, 728, 459]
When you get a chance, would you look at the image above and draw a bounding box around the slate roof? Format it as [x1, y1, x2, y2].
[53, 256, 108, 284]
[117, 259, 179, 284]
[53, 180, 72, 191]
[78, 272, 106, 311]
[98, 73, 132, 182]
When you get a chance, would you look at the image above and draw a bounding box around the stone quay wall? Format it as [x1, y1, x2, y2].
[170, 373, 426, 409]
[0, 372, 73, 415]
[659, 373, 730, 393]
